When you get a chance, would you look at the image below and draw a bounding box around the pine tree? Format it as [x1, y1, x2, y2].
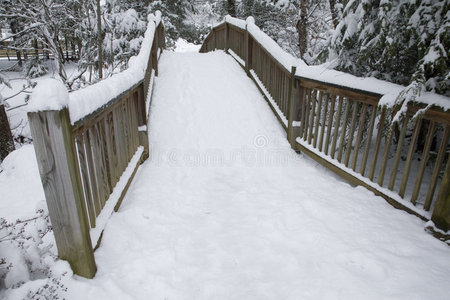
[321, 0, 449, 97]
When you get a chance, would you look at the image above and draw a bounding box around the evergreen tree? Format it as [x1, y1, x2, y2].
[321, 0, 449, 97]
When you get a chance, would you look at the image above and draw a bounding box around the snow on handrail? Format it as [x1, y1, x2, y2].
[67, 12, 162, 124]
[217, 15, 450, 112]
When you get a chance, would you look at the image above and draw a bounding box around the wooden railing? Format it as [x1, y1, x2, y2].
[201, 18, 450, 238]
[28, 17, 165, 278]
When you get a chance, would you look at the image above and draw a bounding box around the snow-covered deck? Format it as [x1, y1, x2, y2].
[62, 51, 450, 299]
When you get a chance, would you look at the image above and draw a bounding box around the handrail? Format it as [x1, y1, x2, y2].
[200, 16, 450, 238]
[27, 12, 165, 278]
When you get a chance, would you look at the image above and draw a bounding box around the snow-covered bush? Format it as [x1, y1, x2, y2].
[321, 0, 449, 97]
[103, 7, 147, 71]
[22, 59, 48, 79]
[0, 209, 70, 299]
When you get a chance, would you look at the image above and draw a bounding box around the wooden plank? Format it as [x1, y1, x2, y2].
[431, 156, 450, 232]
[106, 112, 119, 186]
[287, 66, 297, 147]
[369, 106, 386, 181]
[360, 105, 377, 176]
[296, 77, 381, 105]
[411, 121, 435, 206]
[90, 126, 107, 208]
[72, 84, 142, 134]
[28, 108, 96, 278]
[113, 106, 125, 174]
[377, 122, 395, 187]
[298, 84, 307, 140]
[388, 116, 409, 191]
[75, 135, 96, 228]
[337, 98, 351, 163]
[99, 119, 113, 195]
[318, 93, 329, 152]
[308, 90, 317, 144]
[303, 89, 311, 140]
[424, 125, 450, 209]
[344, 100, 359, 167]
[398, 117, 422, 198]
[330, 96, 343, 159]
[83, 131, 102, 217]
[324, 95, 336, 156]
[351, 103, 367, 171]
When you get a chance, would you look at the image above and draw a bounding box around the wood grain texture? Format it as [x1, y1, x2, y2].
[28, 109, 96, 278]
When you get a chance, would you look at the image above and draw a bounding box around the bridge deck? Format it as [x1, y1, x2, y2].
[69, 51, 450, 299]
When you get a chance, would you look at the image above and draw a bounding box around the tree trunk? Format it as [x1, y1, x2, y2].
[329, 0, 339, 29]
[96, 0, 103, 79]
[0, 104, 15, 162]
[296, 0, 307, 60]
[227, 0, 236, 17]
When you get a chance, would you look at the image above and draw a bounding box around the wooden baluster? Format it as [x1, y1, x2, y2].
[75, 134, 96, 228]
[344, 100, 359, 167]
[84, 130, 102, 216]
[308, 90, 317, 144]
[424, 125, 449, 209]
[360, 105, 377, 176]
[398, 117, 422, 198]
[96, 121, 111, 198]
[91, 125, 108, 207]
[330, 96, 343, 159]
[411, 121, 435, 206]
[337, 98, 351, 163]
[431, 154, 450, 231]
[388, 116, 409, 191]
[324, 95, 336, 156]
[351, 103, 368, 171]
[287, 66, 297, 148]
[313, 91, 323, 148]
[303, 89, 311, 140]
[378, 120, 395, 187]
[318, 93, 329, 152]
[369, 106, 386, 181]
[299, 85, 307, 141]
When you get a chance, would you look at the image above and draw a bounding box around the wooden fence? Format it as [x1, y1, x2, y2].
[27, 21, 165, 278]
[200, 20, 450, 238]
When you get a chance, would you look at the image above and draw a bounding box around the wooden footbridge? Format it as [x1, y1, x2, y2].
[28, 15, 450, 278]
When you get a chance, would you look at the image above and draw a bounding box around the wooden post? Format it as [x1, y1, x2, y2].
[137, 84, 149, 161]
[431, 158, 450, 232]
[0, 104, 15, 161]
[28, 108, 96, 278]
[287, 66, 298, 148]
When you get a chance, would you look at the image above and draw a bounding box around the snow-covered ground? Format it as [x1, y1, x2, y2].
[1, 50, 450, 299]
[67, 51, 449, 299]
[174, 38, 201, 53]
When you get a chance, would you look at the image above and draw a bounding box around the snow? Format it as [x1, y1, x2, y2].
[250, 69, 288, 127]
[27, 78, 69, 112]
[224, 15, 246, 29]
[220, 16, 450, 111]
[68, 12, 161, 124]
[247, 21, 303, 72]
[145, 69, 156, 115]
[228, 49, 245, 66]
[90, 147, 143, 248]
[58, 51, 450, 299]
[297, 63, 450, 111]
[0, 145, 45, 221]
[174, 38, 201, 53]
